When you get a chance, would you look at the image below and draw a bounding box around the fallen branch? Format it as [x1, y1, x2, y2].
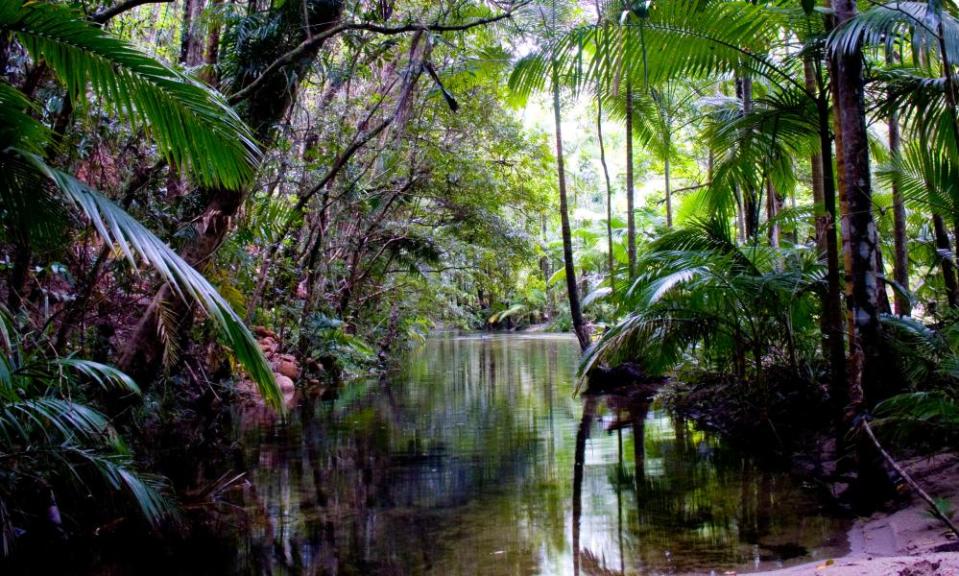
[860, 418, 959, 539]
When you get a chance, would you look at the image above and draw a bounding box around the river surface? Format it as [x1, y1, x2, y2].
[217, 333, 847, 576]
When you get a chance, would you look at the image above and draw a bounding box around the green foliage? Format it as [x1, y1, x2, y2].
[300, 314, 374, 373]
[581, 218, 823, 379]
[0, 1, 280, 410]
[0, 0, 259, 190]
[0, 307, 172, 556]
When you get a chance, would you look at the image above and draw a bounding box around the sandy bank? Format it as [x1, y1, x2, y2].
[746, 453, 959, 576]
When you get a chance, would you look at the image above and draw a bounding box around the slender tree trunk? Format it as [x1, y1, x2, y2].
[734, 184, 746, 243]
[625, 82, 637, 279]
[594, 0, 615, 292]
[179, 0, 206, 67]
[832, 0, 883, 407]
[875, 244, 892, 314]
[887, 55, 910, 316]
[552, 62, 590, 351]
[766, 179, 780, 248]
[933, 214, 959, 307]
[664, 153, 673, 228]
[817, 84, 848, 420]
[596, 84, 615, 292]
[203, 0, 222, 86]
[737, 75, 759, 240]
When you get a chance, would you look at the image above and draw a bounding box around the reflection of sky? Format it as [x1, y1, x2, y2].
[238, 334, 847, 576]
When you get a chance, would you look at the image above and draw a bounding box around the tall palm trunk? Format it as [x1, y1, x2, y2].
[737, 75, 759, 240]
[664, 153, 673, 228]
[811, 59, 848, 418]
[831, 0, 883, 406]
[887, 52, 910, 316]
[594, 1, 615, 292]
[766, 179, 780, 247]
[597, 95, 615, 292]
[551, 62, 590, 351]
[625, 82, 637, 279]
[179, 0, 205, 67]
[933, 214, 959, 307]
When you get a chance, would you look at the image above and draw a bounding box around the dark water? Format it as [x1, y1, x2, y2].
[221, 333, 847, 575]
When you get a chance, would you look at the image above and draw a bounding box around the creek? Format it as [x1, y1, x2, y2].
[222, 333, 848, 575]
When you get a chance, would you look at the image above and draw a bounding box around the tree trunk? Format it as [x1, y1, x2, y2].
[119, 2, 345, 381]
[594, 0, 615, 292]
[932, 214, 958, 307]
[816, 75, 848, 421]
[887, 51, 910, 316]
[766, 179, 780, 248]
[832, 0, 883, 407]
[664, 153, 673, 229]
[625, 82, 637, 280]
[179, 0, 206, 67]
[737, 75, 759, 240]
[203, 0, 223, 87]
[596, 79, 615, 292]
[552, 62, 590, 351]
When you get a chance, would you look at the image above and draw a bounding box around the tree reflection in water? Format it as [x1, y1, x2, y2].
[100, 334, 846, 576]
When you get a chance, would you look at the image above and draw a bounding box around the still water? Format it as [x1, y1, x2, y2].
[227, 333, 847, 576]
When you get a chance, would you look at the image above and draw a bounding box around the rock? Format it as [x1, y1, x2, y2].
[259, 337, 279, 354]
[254, 326, 278, 339]
[273, 354, 300, 380]
[275, 373, 295, 394]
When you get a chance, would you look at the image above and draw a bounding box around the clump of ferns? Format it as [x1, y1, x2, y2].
[0, 306, 173, 556]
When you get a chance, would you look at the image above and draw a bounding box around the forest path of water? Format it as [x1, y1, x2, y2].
[215, 333, 848, 575]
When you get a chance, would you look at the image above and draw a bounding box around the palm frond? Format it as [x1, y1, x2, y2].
[13, 151, 281, 410]
[0, 0, 260, 189]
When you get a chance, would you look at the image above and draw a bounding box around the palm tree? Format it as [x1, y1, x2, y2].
[511, 1, 591, 350]
[0, 0, 281, 408]
[516, 0, 853, 410]
[631, 81, 696, 229]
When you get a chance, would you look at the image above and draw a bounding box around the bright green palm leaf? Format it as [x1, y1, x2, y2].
[0, 0, 260, 190]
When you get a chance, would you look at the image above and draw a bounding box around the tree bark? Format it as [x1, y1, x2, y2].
[664, 153, 673, 229]
[886, 51, 910, 316]
[831, 0, 883, 407]
[202, 0, 222, 86]
[597, 90, 615, 292]
[932, 214, 958, 307]
[179, 0, 206, 67]
[766, 178, 780, 248]
[594, 1, 615, 291]
[625, 82, 637, 280]
[119, 1, 345, 381]
[737, 75, 759, 240]
[814, 65, 848, 421]
[552, 61, 590, 351]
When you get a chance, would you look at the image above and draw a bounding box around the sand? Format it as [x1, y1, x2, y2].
[745, 454, 959, 576]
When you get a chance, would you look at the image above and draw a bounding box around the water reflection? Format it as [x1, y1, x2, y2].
[230, 333, 846, 575]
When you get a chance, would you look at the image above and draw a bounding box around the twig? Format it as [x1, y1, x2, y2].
[860, 418, 959, 539]
[228, 2, 530, 104]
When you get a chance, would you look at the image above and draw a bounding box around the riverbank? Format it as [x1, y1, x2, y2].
[750, 453, 959, 576]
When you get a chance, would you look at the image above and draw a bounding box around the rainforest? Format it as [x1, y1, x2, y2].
[2, 0, 959, 574]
